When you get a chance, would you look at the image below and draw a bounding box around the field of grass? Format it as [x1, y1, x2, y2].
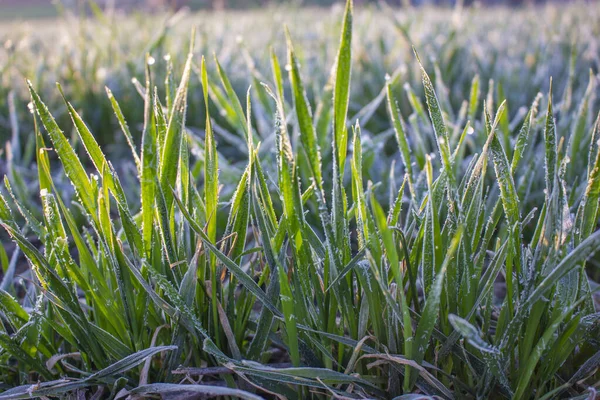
[0, 1, 599, 398]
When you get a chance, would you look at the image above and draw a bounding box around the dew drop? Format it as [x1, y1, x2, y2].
[163, 54, 171, 61]
[147, 56, 156, 65]
[384, 73, 391, 81]
[284, 64, 292, 72]
[27, 102, 34, 114]
[467, 126, 475, 135]
[96, 67, 107, 80]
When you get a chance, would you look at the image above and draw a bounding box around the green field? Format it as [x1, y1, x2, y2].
[0, 1, 599, 398]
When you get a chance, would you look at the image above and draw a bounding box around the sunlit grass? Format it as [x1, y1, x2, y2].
[0, 1, 599, 398]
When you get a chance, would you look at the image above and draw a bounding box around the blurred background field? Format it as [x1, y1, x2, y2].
[1, 1, 597, 154]
[0, 0, 586, 21]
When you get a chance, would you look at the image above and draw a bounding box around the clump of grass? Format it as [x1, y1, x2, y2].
[0, 0, 599, 398]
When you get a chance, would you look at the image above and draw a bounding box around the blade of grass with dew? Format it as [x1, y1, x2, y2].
[159, 31, 194, 211]
[414, 49, 455, 193]
[287, 29, 323, 192]
[333, 0, 353, 176]
[214, 55, 252, 143]
[105, 87, 141, 172]
[387, 82, 415, 196]
[201, 55, 220, 346]
[544, 80, 557, 201]
[26, 82, 97, 219]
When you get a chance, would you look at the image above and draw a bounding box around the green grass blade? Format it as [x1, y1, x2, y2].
[27, 81, 96, 217]
[287, 29, 323, 191]
[333, 0, 353, 176]
[159, 32, 194, 209]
